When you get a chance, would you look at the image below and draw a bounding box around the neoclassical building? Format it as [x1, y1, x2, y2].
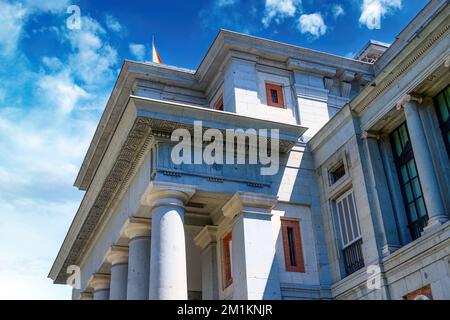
[49, 0, 450, 300]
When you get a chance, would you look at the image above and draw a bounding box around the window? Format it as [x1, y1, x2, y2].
[336, 190, 361, 248]
[214, 95, 224, 111]
[281, 219, 305, 272]
[434, 85, 450, 159]
[336, 190, 364, 275]
[390, 123, 428, 240]
[329, 161, 346, 185]
[222, 232, 232, 288]
[265, 82, 284, 108]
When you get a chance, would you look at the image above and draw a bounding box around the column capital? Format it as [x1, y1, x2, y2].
[140, 181, 196, 209]
[222, 192, 278, 220]
[396, 94, 423, 110]
[120, 217, 151, 239]
[194, 225, 218, 250]
[78, 291, 93, 300]
[88, 273, 110, 291]
[105, 245, 129, 266]
[361, 130, 381, 140]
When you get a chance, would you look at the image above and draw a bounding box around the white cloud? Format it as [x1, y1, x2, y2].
[217, 0, 237, 7]
[23, 0, 71, 13]
[0, 195, 77, 299]
[0, 1, 122, 300]
[0, 88, 5, 102]
[332, 4, 345, 19]
[262, 0, 302, 27]
[0, 1, 27, 57]
[42, 56, 63, 71]
[0, 106, 96, 195]
[38, 71, 92, 114]
[359, 0, 402, 29]
[67, 16, 118, 86]
[0, 0, 73, 58]
[298, 13, 327, 38]
[105, 14, 124, 33]
[129, 43, 146, 61]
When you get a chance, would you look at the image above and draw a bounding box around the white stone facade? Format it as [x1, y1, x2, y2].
[51, 0, 450, 300]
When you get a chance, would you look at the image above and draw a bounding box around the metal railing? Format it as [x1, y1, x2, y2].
[343, 239, 365, 276]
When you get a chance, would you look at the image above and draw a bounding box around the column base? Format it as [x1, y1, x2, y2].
[423, 215, 449, 234]
[381, 244, 402, 257]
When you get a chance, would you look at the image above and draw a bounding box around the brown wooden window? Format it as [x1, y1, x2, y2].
[222, 232, 233, 288]
[214, 95, 224, 111]
[265, 82, 284, 108]
[281, 219, 305, 272]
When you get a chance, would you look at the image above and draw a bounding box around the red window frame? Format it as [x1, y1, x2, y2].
[281, 219, 305, 272]
[222, 232, 233, 288]
[265, 82, 285, 108]
[214, 95, 224, 111]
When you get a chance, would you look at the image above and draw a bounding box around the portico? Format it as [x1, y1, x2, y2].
[71, 180, 288, 300]
[50, 2, 450, 300]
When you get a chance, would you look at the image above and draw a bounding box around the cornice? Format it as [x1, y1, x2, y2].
[351, 11, 450, 115]
[50, 116, 153, 283]
[51, 95, 306, 283]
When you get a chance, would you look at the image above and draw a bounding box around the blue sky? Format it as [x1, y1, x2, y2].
[0, 0, 429, 299]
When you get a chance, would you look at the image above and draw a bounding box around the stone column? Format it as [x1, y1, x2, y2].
[105, 246, 129, 300]
[222, 192, 281, 300]
[141, 181, 196, 300]
[361, 131, 401, 255]
[121, 217, 151, 300]
[194, 225, 219, 300]
[89, 273, 111, 300]
[397, 95, 448, 231]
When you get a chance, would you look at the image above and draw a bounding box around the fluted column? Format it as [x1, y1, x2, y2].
[105, 246, 129, 300]
[141, 181, 196, 300]
[397, 95, 448, 231]
[121, 217, 151, 300]
[361, 131, 401, 255]
[194, 225, 219, 300]
[89, 273, 111, 300]
[222, 192, 281, 300]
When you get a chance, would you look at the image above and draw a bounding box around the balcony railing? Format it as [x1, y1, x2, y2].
[343, 239, 365, 276]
